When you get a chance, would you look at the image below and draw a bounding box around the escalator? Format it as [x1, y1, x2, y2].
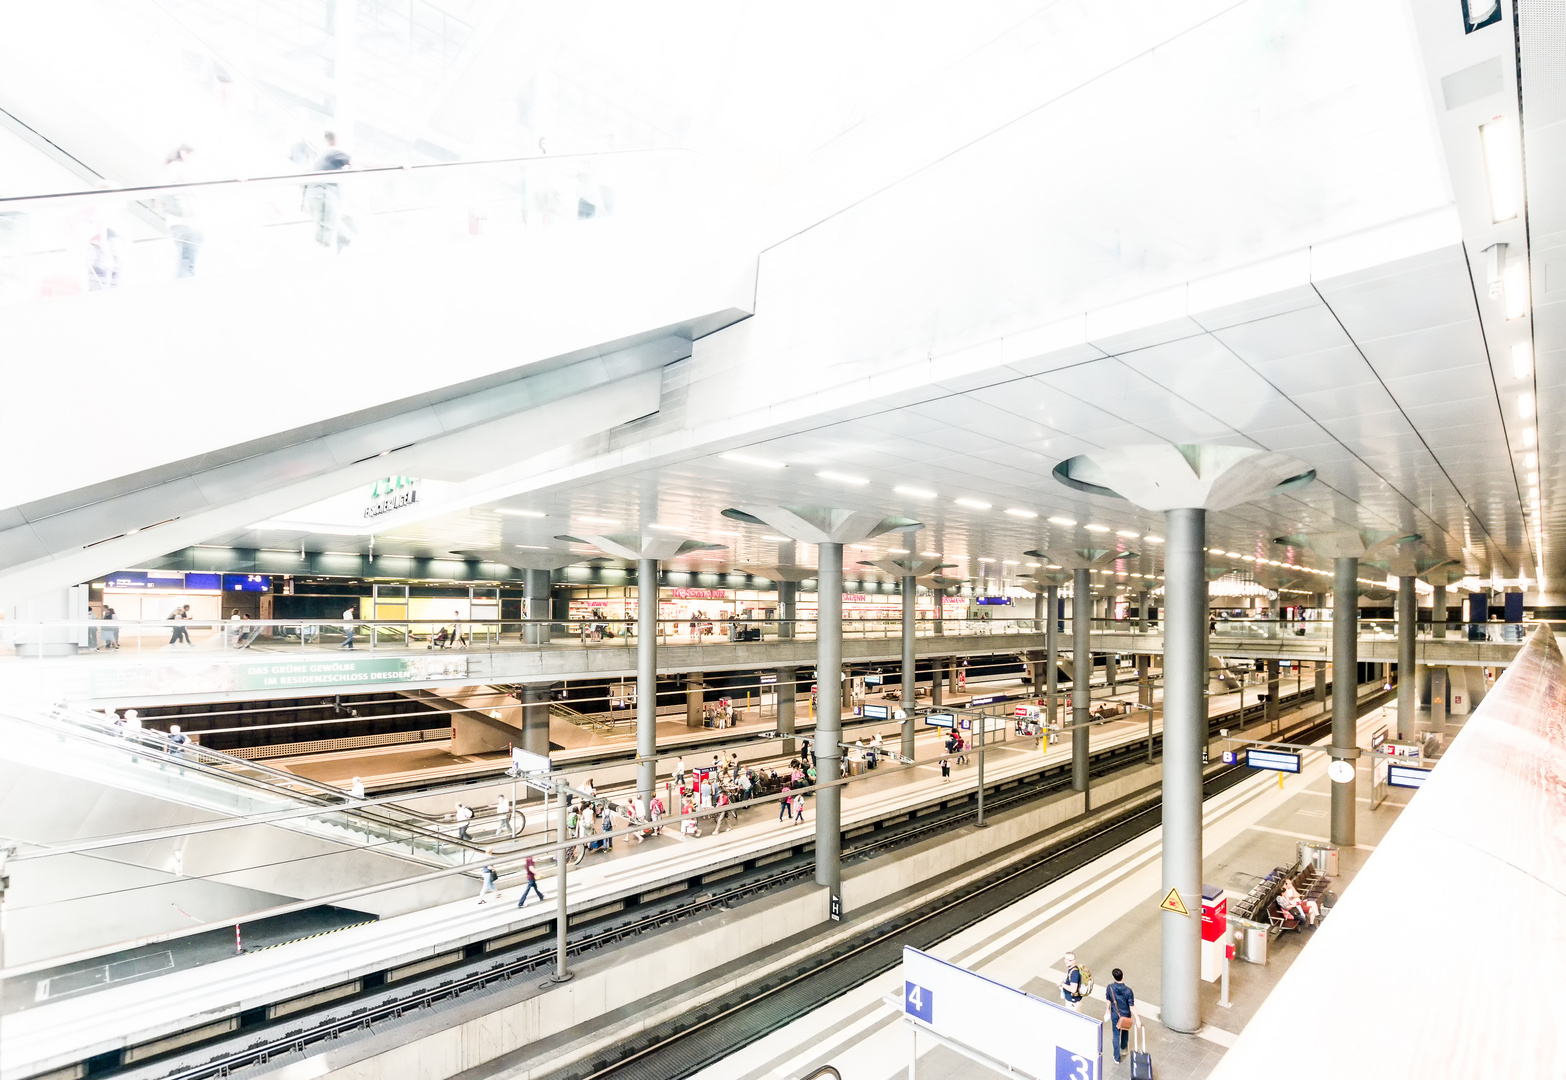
[0, 705, 522, 968]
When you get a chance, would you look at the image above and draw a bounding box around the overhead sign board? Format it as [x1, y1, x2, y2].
[509, 747, 552, 775]
[901, 947, 1100, 1080]
[1387, 764, 1429, 789]
[924, 712, 956, 729]
[1245, 748, 1302, 774]
[967, 693, 1008, 707]
[861, 703, 892, 720]
[759, 673, 779, 685]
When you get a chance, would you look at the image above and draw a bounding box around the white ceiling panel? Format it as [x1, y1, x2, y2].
[1211, 304, 1353, 363]
[1247, 345, 1378, 396]
[1358, 320, 1488, 379]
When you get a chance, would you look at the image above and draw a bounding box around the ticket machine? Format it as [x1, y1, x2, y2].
[1201, 884, 1228, 981]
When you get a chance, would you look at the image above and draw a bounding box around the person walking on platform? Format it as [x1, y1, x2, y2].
[340, 604, 357, 649]
[1105, 968, 1139, 1065]
[940, 756, 951, 782]
[496, 793, 512, 837]
[168, 605, 192, 646]
[1059, 952, 1088, 1010]
[455, 802, 473, 841]
[778, 785, 794, 822]
[600, 802, 615, 850]
[792, 790, 805, 824]
[673, 757, 685, 791]
[516, 855, 544, 906]
[476, 855, 499, 904]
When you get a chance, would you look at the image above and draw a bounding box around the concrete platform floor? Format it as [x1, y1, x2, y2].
[689, 703, 1409, 1080]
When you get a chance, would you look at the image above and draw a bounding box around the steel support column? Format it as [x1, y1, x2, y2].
[901, 575, 917, 760]
[1045, 584, 1059, 734]
[1160, 506, 1206, 1035]
[777, 667, 797, 757]
[816, 542, 844, 901]
[635, 558, 657, 814]
[1397, 575, 1417, 740]
[1431, 583, 1447, 639]
[1332, 557, 1359, 847]
[1072, 568, 1091, 801]
[524, 568, 551, 644]
[778, 580, 797, 640]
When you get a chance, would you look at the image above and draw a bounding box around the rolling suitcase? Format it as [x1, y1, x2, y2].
[1129, 1022, 1153, 1079]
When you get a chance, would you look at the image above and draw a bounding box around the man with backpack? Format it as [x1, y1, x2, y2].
[1059, 951, 1091, 1010]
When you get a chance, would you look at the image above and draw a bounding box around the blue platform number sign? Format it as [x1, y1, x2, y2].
[1056, 1045, 1094, 1080]
[904, 981, 934, 1023]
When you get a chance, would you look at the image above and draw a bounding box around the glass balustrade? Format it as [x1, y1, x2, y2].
[1, 704, 521, 865]
[0, 147, 713, 306]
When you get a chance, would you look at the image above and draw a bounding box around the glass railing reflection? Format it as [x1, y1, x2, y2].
[0, 147, 708, 305]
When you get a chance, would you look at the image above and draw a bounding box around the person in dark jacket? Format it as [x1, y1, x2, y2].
[1105, 968, 1138, 1064]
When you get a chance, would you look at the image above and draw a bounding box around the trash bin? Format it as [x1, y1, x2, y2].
[1298, 840, 1339, 877]
[1232, 919, 1269, 965]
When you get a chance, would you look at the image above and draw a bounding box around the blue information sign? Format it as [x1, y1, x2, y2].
[1245, 748, 1302, 773]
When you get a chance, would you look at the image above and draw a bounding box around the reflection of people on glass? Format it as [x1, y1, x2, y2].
[160, 145, 202, 278]
[304, 131, 355, 253]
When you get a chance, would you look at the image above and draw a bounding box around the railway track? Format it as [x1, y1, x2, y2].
[89, 684, 1381, 1080]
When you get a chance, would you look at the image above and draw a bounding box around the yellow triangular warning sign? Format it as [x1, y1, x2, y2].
[1159, 887, 1190, 916]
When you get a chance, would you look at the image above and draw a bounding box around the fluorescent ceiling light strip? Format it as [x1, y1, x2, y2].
[920, 551, 941, 557]
[764, 535, 792, 542]
[955, 498, 991, 509]
[1481, 118, 1523, 224]
[1047, 517, 1076, 526]
[1084, 524, 1110, 533]
[894, 486, 936, 499]
[1518, 392, 1536, 419]
[495, 508, 546, 518]
[1004, 508, 1037, 518]
[1143, 536, 1164, 543]
[1512, 341, 1534, 378]
[817, 470, 869, 486]
[1116, 530, 1139, 538]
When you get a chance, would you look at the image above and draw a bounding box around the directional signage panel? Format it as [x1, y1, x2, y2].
[1387, 764, 1429, 789]
[861, 703, 892, 720]
[924, 712, 956, 729]
[901, 947, 1100, 1079]
[967, 693, 1009, 707]
[1245, 748, 1302, 774]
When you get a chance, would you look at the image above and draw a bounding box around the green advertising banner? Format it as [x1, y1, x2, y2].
[236, 656, 467, 691]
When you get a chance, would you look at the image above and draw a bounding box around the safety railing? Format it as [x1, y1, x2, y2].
[0, 146, 711, 306]
[0, 616, 1547, 664]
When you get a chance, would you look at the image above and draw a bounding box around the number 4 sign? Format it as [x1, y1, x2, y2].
[904, 981, 934, 1022]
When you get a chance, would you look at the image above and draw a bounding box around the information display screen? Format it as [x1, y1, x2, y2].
[1387, 764, 1429, 789]
[861, 703, 891, 720]
[224, 574, 272, 592]
[924, 712, 956, 729]
[968, 693, 1008, 707]
[1245, 748, 1302, 773]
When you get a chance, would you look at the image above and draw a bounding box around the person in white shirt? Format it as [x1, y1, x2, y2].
[455, 802, 473, 840]
[340, 605, 357, 649]
[350, 777, 366, 800]
[496, 793, 512, 836]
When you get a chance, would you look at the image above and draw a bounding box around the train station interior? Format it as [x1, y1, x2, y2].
[1, 2, 1562, 1078]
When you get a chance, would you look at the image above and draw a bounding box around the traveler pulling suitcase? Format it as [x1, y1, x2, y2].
[1129, 1022, 1153, 1079]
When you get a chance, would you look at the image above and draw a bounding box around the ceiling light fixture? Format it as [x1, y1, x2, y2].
[888, 547, 910, 554]
[1512, 341, 1534, 378]
[1505, 258, 1531, 320]
[1144, 536, 1164, 543]
[1004, 508, 1038, 518]
[920, 551, 941, 557]
[955, 498, 992, 510]
[763, 535, 792, 542]
[1526, 452, 1538, 467]
[1047, 516, 1076, 526]
[1523, 427, 1537, 447]
[1116, 530, 1139, 538]
[516, 544, 550, 550]
[722, 452, 786, 470]
[1518, 392, 1536, 419]
[1084, 524, 1110, 533]
[1481, 117, 1523, 224]
[495, 508, 547, 518]
[1025, 562, 1041, 568]
[817, 470, 869, 486]
[894, 485, 936, 499]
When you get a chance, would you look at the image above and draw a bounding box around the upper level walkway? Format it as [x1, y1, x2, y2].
[0, 615, 1526, 706]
